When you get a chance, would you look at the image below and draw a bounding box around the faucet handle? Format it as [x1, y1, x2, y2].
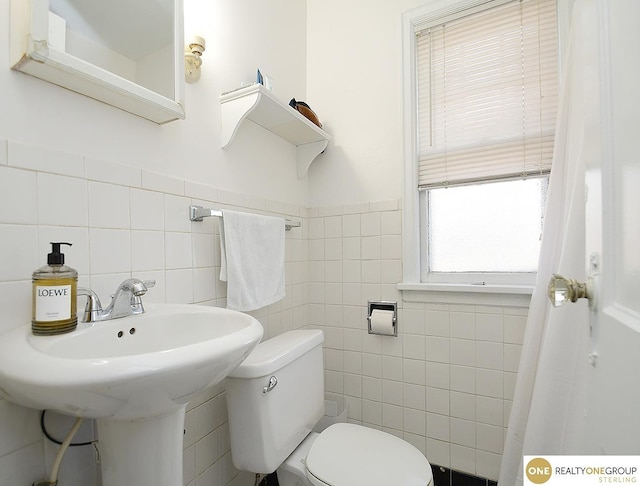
[121, 278, 155, 297]
[129, 280, 155, 315]
[78, 287, 103, 323]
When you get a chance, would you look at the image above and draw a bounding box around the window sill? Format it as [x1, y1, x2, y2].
[397, 282, 534, 307]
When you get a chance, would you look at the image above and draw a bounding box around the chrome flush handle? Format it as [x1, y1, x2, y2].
[262, 376, 278, 394]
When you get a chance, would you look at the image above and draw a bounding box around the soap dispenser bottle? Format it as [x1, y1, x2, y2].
[32, 242, 78, 335]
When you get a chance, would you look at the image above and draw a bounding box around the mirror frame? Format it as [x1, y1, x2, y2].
[10, 0, 185, 124]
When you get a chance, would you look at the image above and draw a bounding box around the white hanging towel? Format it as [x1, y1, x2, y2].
[219, 209, 285, 311]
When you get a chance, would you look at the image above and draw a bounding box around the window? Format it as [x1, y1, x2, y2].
[402, 0, 558, 288]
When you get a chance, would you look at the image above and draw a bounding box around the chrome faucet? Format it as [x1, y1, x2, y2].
[78, 278, 155, 323]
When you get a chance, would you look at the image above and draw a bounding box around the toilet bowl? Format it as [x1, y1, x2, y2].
[225, 330, 433, 486]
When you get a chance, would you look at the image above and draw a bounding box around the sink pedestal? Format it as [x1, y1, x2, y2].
[96, 406, 186, 486]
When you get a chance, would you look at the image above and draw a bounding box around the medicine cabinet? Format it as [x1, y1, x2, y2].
[221, 84, 330, 178]
[10, 0, 185, 124]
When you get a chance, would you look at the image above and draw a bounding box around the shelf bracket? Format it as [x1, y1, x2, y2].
[220, 90, 261, 149]
[297, 140, 329, 178]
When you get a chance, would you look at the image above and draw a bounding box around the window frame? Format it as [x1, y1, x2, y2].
[400, 0, 568, 298]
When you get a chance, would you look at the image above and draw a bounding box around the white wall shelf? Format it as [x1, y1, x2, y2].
[220, 84, 330, 178]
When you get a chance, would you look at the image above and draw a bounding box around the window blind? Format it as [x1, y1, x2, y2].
[417, 0, 558, 189]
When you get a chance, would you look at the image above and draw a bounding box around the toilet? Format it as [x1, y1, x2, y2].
[225, 329, 434, 486]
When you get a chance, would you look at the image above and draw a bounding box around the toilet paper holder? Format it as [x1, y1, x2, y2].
[367, 300, 398, 336]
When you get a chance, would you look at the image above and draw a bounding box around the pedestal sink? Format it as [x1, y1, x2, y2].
[0, 304, 263, 486]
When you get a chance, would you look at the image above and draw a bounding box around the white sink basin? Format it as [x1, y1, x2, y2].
[0, 303, 263, 419]
[0, 303, 263, 486]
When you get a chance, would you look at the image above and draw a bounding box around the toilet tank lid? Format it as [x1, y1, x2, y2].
[228, 329, 324, 379]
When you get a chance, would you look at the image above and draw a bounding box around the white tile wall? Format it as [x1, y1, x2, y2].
[0, 139, 528, 485]
[307, 202, 528, 482]
[0, 140, 308, 486]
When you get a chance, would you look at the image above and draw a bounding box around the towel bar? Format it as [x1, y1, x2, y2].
[189, 205, 301, 231]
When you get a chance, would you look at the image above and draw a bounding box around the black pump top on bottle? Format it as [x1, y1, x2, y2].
[47, 242, 72, 265]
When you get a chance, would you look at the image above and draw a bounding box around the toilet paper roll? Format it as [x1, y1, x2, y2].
[369, 309, 396, 336]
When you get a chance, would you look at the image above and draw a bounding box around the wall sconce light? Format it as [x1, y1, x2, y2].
[185, 35, 206, 83]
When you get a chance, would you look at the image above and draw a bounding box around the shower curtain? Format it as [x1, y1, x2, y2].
[499, 0, 598, 483]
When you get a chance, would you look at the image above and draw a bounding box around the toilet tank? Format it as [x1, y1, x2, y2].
[225, 329, 325, 474]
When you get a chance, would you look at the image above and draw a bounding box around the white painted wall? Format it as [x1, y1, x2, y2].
[306, 0, 427, 207]
[0, 0, 308, 207]
[0, 1, 309, 485]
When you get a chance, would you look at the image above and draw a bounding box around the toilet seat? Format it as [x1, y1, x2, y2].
[305, 423, 433, 486]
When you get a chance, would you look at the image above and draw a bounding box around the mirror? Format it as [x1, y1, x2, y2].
[10, 0, 185, 124]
